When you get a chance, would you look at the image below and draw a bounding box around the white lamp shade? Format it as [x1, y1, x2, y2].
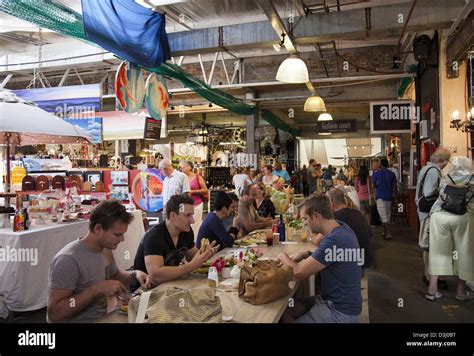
[276, 55, 309, 83]
[317, 112, 333, 121]
[304, 95, 326, 112]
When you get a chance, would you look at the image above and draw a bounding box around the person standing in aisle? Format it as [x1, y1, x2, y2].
[301, 165, 309, 196]
[372, 159, 397, 239]
[355, 165, 371, 221]
[426, 156, 474, 301]
[180, 160, 208, 237]
[273, 162, 291, 183]
[415, 147, 451, 291]
[307, 159, 317, 195]
[159, 159, 190, 217]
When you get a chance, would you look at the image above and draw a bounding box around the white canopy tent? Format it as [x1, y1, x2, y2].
[0, 90, 92, 195]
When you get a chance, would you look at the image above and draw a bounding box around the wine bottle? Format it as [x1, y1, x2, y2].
[278, 214, 286, 242]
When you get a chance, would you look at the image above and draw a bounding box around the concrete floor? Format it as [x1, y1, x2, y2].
[368, 221, 474, 323]
[3, 219, 473, 324]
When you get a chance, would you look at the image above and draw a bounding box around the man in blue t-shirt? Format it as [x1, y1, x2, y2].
[372, 158, 397, 239]
[196, 192, 240, 250]
[279, 194, 362, 323]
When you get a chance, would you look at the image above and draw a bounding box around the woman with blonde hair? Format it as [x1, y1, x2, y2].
[253, 182, 276, 218]
[426, 156, 474, 301]
[179, 160, 208, 236]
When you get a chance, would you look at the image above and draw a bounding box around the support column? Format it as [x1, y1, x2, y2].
[245, 92, 257, 168]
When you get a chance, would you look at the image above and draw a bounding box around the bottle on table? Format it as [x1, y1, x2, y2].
[278, 214, 286, 242]
[22, 196, 30, 230]
[13, 209, 21, 232]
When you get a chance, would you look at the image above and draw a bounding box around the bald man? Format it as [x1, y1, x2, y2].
[159, 159, 190, 215]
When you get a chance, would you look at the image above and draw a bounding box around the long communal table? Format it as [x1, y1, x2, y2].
[100, 241, 315, 324]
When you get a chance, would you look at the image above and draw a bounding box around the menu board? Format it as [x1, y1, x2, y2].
[144, 117, 161, 140]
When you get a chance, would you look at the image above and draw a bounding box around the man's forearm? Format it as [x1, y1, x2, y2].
[150, 263, 196, 285]
[243, 220, 271, 232]
[48, 288, 98, 322]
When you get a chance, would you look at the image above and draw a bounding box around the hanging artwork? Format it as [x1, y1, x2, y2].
[145, 73, 169, 120]
[115, 61, 145, 113]
[131, 169, 164, 212]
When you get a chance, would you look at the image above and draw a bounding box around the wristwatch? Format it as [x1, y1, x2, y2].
[131, 270, 137, 281]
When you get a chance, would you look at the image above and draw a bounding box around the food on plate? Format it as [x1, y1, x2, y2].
[233, 237, 265, 246]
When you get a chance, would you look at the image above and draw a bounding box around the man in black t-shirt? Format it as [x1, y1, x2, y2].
[327, 188, 372, 269]
[133, 194, 218, 288]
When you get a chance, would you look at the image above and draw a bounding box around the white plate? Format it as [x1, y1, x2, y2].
[281, 241, 298, 245]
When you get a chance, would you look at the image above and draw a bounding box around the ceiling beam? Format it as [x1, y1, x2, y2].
[167, 0, 464, 56]
[255, 0, 297, 53]
[0, 74, 12, 88]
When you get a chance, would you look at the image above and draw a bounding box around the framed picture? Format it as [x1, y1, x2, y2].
[110, 186, 129, 200]
[84, 171, 102, 186]
[111, 170, 129, 185]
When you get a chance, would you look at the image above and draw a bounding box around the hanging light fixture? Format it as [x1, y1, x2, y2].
[304, 95, 326, 112]
[276, 54, 309, 83]
[317, 112, 333, 121]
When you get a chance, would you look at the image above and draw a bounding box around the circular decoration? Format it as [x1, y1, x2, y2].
[178, 144, 190, 155]
[213, 151, 228, 166]
[115, 61, 145, 113]
[232, 129, 246, 145]
[131, 169, 164, 212]
[145, 73, 169, 120]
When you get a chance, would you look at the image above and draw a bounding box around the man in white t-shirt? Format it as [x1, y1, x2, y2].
[233, 167, 251, 197]
[159, 159, 190, 215]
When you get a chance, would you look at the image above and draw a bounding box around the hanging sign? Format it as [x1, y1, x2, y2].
[144, 117, 162, 140]
[370, 101, 416, 134]
[317, 119, 357, 133]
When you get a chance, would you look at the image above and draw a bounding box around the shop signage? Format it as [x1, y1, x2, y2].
[144, 117, 161, 140]
[317, 119, 357, 133]
[370, 100, 415, 134]
[14, 84, 101, 115]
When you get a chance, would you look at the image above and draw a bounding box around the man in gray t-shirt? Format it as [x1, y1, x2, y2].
[48, 200, 151, 323]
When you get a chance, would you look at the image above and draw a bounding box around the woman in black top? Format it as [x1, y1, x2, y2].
[253, 182, 276, 218]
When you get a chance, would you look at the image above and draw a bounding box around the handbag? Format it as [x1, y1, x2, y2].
[238, 260, 294, 305]
[417, 166, 440, 213]
[128, 287, 236, 323]
[441, 174, 472, 215]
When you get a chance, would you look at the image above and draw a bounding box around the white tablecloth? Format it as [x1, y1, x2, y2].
[0, 210, 144, 315]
